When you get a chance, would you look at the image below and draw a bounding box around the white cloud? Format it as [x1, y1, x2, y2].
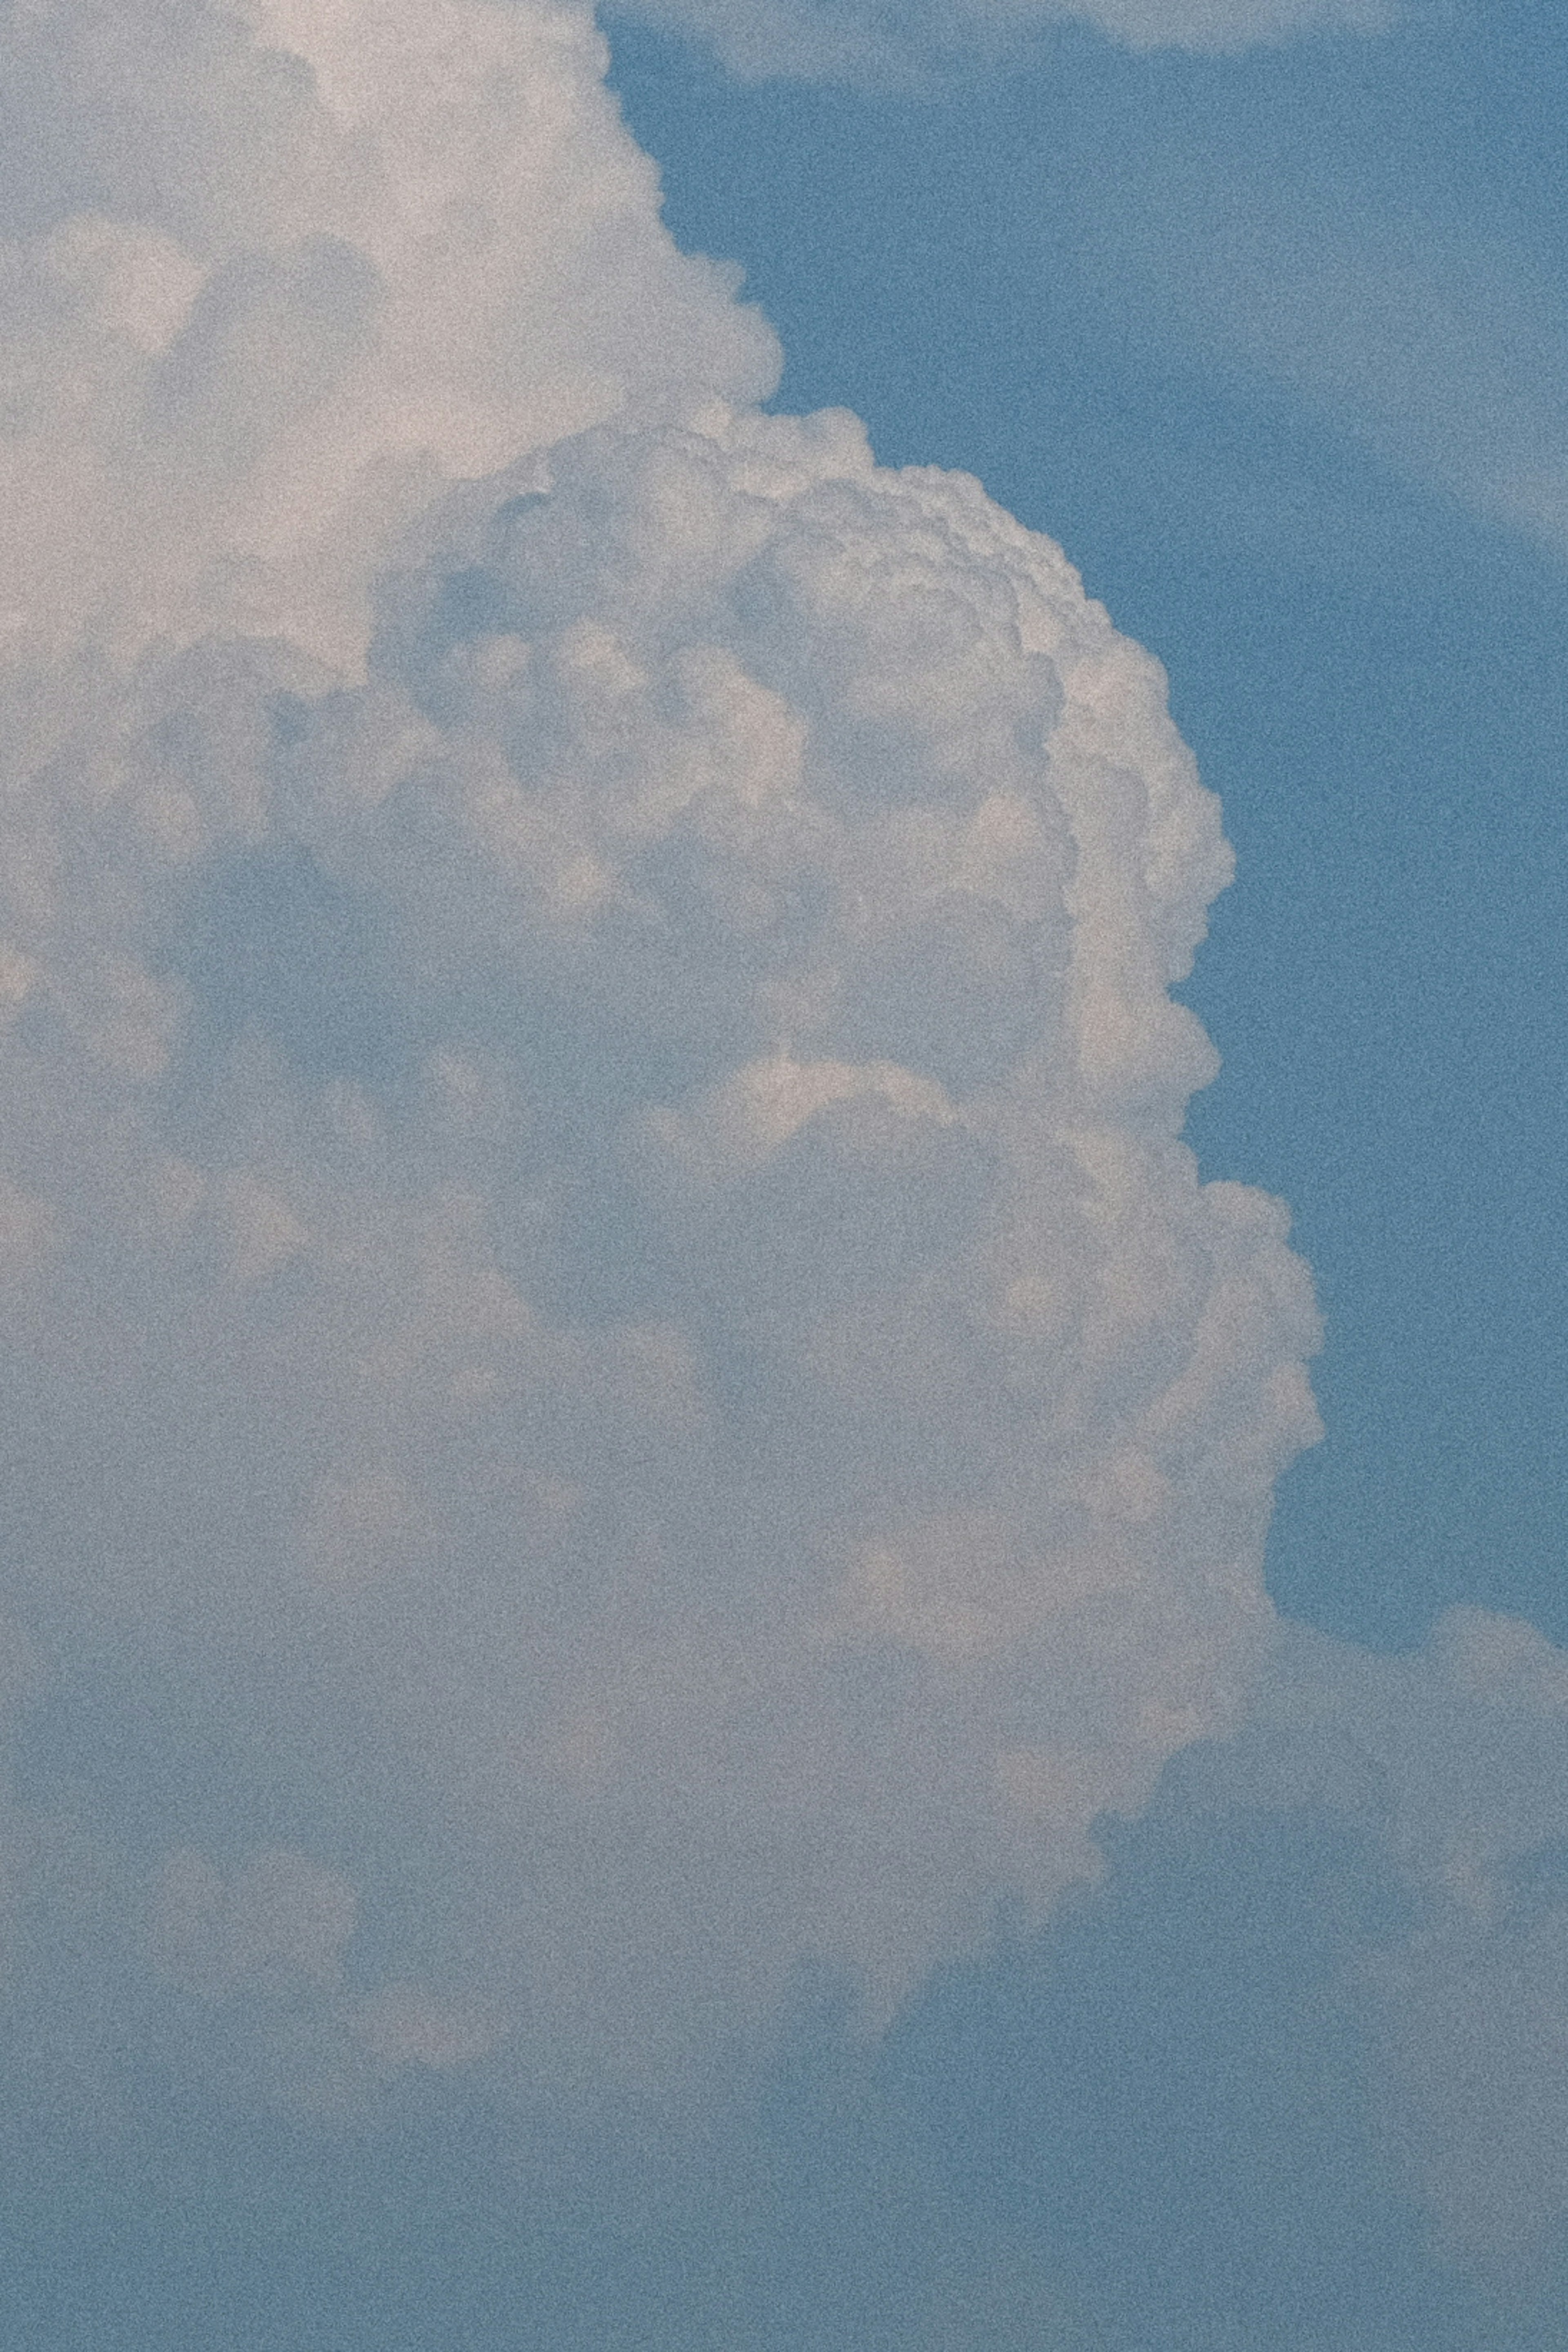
[0, 0, 777, 669]
[1196, 1613, 1568, 2273]
[0, 0, 1322, 2100]
[606, 0, 1392, 86]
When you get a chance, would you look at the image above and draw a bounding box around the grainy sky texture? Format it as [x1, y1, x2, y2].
[610, 0, 1392, 84]
[1, 2, 1566, 2345]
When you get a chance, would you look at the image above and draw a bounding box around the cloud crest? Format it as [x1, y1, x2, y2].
[0, 0, 776, 668]
[0, 0, 1320, 2094]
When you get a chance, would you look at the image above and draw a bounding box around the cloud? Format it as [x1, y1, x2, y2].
[1184, 218, 1568, 564]
[0, 0, 1323, 2109]
[0, 0, 777, 669]
[1031, 70, 1568, 574]
[7, 9, 1568, 2323]
[1254, 1612, 1568, 2277]
[860, 1606, 1568, 2334]
[14, 1608, 1568, 2342]
[605, 0, 1392, 87]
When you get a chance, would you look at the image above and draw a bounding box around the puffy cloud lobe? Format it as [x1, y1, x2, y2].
[607, 0, 1392, 87]
[1247, 1613, 1568, 2274]
[0, 406, 1319, 2083]
[0, 0, 777, 668]
[865, 1606, 1568, 2332]
[0, 0, 1320, 2093]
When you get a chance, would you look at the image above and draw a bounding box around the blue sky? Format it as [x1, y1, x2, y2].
[2, 3, 1568, 2346]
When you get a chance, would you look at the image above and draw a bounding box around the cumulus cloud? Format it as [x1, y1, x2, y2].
[0, 0, 776, 668]
[1250, 1612, 1568, 2275]
[0, 0, 1323, 2100]
[860, 1606, 1568, 2335]
[948, 1602, 1568, 2292]
[606, 0, 1392, 87]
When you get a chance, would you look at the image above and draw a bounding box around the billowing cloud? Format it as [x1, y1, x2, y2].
[0, 0, 777, 668]
[864, 1606, 1568, 2336]
[606, 0, 1392, 87]
[0, 0, 1322, 2103]
[1256, 1611, 1568, 2276]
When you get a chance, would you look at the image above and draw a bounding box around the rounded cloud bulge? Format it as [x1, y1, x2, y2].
[0, 0, 1320, 2099]
[0, 0, 778, 668]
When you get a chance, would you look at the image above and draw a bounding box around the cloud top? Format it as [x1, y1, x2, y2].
[0, 0, 777, 668]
